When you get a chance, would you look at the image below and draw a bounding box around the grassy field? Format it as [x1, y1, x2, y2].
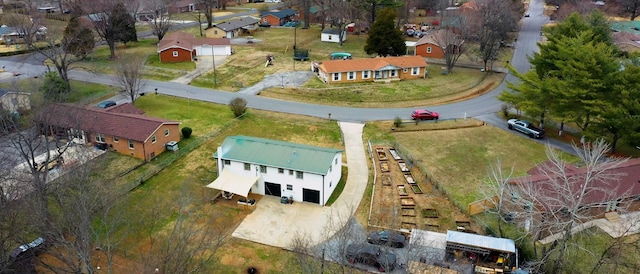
[104, 95, 343, 272]
[390, 122, 580, 210]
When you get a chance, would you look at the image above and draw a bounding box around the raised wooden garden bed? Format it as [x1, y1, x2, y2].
[376, 147, 388, 161]
[402, 208, 416, 216]
[455, 221, 472, 232]
[398, 161, 410, 172]
[397, 185, 408, 196]
[422, 208, 439, 218]
[388, 147, 402, 160]
[404, 174, 416, 184]
[402, 222, 417, 230]
[380, 162, 390, 172]
[424, 224, 441, 231]
[410, 184, 423, 194]
[381, 175, 391, 186]
[400, 197, 416, 208]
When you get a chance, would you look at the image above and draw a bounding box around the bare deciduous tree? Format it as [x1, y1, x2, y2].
[510, 140, 631, 273]
[196, 0, 217, 29]
[480, 159, 515, 238]
[147, 0, 173, 40]
[430, 27, 466, 73]
[137, 183, 231, 274]
[116, 54, 146, 104]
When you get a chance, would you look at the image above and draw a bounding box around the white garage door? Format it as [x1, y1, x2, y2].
[194, 46, 229, 56]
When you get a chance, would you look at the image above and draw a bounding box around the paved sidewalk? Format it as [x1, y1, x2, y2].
[232, 122, 367, 249]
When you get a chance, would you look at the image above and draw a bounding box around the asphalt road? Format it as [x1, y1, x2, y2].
[0, 0, 576, 154]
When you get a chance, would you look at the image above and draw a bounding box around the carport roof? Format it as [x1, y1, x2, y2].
[446, 230, 516, 253]
[215, 136, 342, 175]
[206, 168, 259, 197]
[214, 17, 259, 31]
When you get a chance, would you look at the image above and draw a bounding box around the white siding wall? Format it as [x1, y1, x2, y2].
[194, 45, 232, 56]
[220, 152, 342, 206]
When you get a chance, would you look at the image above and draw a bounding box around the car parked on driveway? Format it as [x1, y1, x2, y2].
[411, 109, 439, 120]
[346, 243, 396, 272]
[367, 230, 406, 248]
[97, 100, 116, 108]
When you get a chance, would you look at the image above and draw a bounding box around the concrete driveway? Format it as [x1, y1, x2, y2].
[232, 121, 367, 249]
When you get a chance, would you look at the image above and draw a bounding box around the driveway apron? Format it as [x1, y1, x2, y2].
[232, 122, 367, 249]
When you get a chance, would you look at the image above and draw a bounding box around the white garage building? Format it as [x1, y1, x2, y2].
[210, 136, 342, 206]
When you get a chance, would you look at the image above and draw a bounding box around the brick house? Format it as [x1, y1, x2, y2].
[40, 103, 180, 162]
[260, 9, 297, 26]
[509, 158, 640, 217]
[415, 29, 463, 59]
[157, 31, 231, 63]
[314, 56, 428, 84]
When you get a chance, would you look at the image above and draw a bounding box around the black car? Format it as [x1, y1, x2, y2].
[345, 243, 396, 272]
[367, 230, 406, 248]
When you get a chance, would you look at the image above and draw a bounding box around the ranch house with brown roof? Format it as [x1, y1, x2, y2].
[157, 32, 231, 63]
[314, 56, 428, 84]
[40, 103, 180, 162]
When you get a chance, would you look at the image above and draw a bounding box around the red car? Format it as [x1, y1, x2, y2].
[411, 109, 439, 120]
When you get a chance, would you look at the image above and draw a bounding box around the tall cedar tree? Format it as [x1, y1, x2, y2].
[63, 16, 95, 58]
[111, 2, 137, 45]
[364, 8, 406, 56]
[501, 11, 640, 152]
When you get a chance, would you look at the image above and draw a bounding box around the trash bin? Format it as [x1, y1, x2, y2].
[281, 196, 289, 204]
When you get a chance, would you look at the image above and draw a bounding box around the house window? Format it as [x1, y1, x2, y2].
[95, 134, 105, 143]
[374, 71, 381, 79]
[172, 51, 178, 57]
[426, 47, 432, 53]
[335, 158, 338, 165]
[128, 140, 134, 149]
[151, 135, 156, 143]
[412, 67, 419, 75]
[164, 129, 170, 136]
[244, 163, 251, 171]
[348, 71, 355, 80]
[329, 165, 332, 172]
[296, 171, 303, 179]
[214, 30, 218, 35]
[332, 73, 341, 81]
[390, 70, 397, 77]
[224, 160, 231, 165]
[260, 165, 267, 174]
[286, 184, 293, 191]
[328, 35, 332, 40]
[362, 71, 370, 79]
[278, 168, 284, 174]
[113, 136, 119, 142]
[289, 170, 293, 176]
[330, 181, 332, 187]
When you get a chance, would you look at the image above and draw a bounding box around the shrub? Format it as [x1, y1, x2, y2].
[229, 97, 247, 117]
[393, 117, 402, 128]
[181, 127, 193, 139]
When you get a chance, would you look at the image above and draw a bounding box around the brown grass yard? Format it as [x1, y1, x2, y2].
[260, 68, 502, 108]
[390, 123, 580, 211]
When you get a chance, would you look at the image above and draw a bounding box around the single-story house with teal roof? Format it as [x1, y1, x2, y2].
[209, 135, 342, 206]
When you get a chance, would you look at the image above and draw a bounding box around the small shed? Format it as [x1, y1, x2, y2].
[445, 230, 517, 272]
[321, 28, 346, 43]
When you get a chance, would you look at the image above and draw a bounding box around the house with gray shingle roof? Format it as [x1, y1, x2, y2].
[211, 136, 342, 206]
[206, 17, 260, 38]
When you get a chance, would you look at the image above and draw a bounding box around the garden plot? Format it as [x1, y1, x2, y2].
[370, 146, 474, 233]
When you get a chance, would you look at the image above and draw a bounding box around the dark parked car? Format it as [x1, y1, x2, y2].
[258, 22, 271, 28]
[367, 230, 406, 248]
[411, 109, 439, 120]
[97, 100, 116, 108]
[345, 243, 396, 272]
